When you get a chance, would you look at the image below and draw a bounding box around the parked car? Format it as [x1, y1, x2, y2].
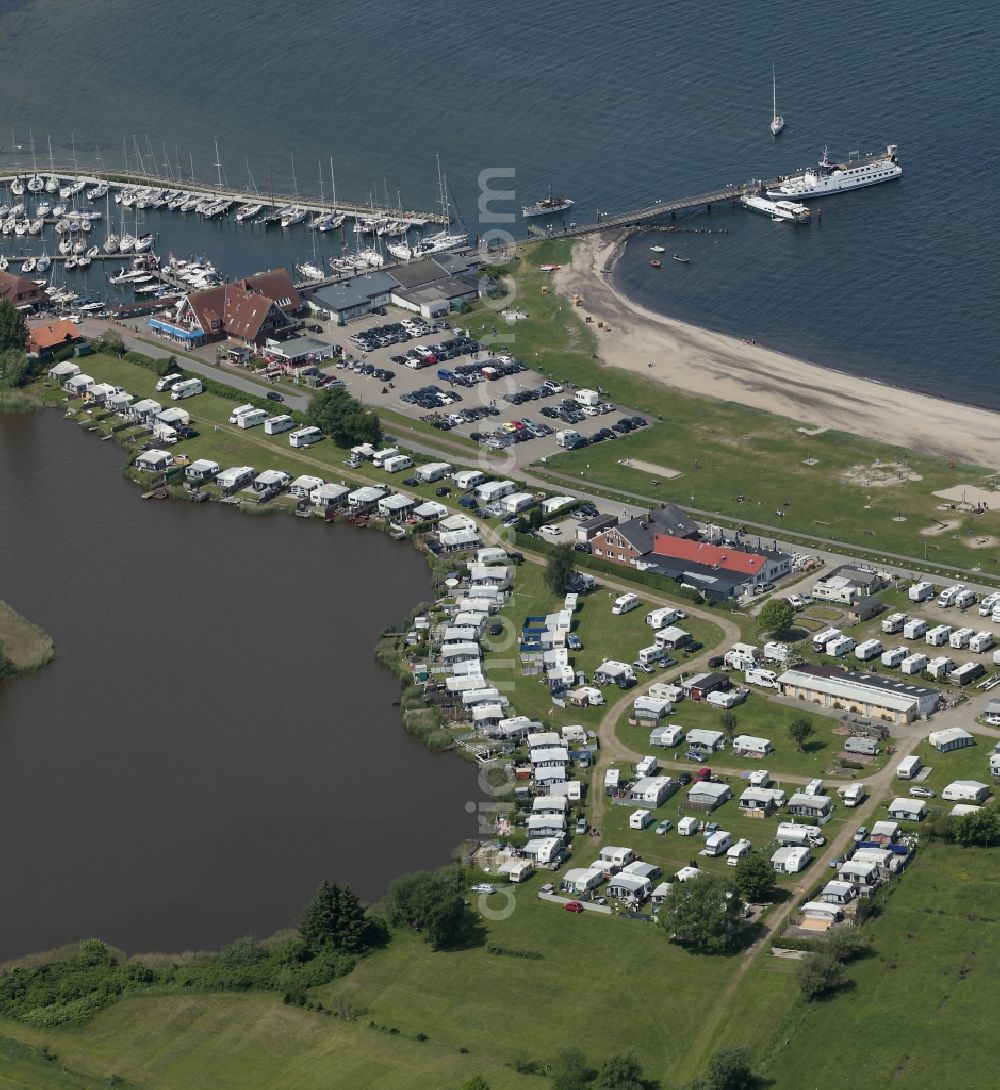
[574, 541, 592, 554]
[539, 883, 554, 896]
[470, 883, 495, 894]
[656, 820, 673, 835]
[632, 661, 654, 674]
[541, 524, 561, 536]
[564, 901, 584, 913]
[909, 786, 937, 799]
[678, 772, 693, 786]
[853, 826, 868, 842]
[567, 633, 583, 650]
[576, 817, 587, 835]
[787, 594, 804, 609]
[435, 486, 451, 496]
[708, 655, 726, 669]
[266, 390, 284, 402]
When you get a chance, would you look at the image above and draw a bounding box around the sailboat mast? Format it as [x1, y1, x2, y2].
[329, 157, 337, 213]
[772, 63, 777, 118]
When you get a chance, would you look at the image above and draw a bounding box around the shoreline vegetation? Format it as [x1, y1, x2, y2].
[0, 600, 54, 679]
[3, 237, 1000, 1086]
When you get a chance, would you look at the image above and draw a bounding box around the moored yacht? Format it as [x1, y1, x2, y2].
[741, 191, 810, 222]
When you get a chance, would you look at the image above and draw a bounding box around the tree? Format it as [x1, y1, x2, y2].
[220, 935, 268, 968]
[299, 880, 371, 954]
[460, 1078, 490, 1090]
[552, 1046, 591, 1090]
[307, 385, 382, 447]
[0, 347, 29, 388]
[684, 1045, 758, 1090]
[658, 872, 744, 952]
[955, 808, 1000, 847]
[789, 717, 814, 752]
[732, 851, 776, 903]
[382, 867, 470, 949]
[544, 543, 576, 596]
[719, 711, 738, 743]
[826, 926, 868, 964]
[757, 599, 793, 636]
[93, 329, 126, 357]
[596, 1052, 644, 1090]
[797, 951, 845, 1000]
[0, 298, 28, 354]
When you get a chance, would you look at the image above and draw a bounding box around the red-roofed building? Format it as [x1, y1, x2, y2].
[0, 269, 47, 310]
[157, 269, 301, 347]
[648, 534, 791, 598]
[26, 319, 82, 357]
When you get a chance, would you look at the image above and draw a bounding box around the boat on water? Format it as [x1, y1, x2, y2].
[650, 259, 662, 269]
[22, 257, 36, 274]
[522, 189, 575, 218]
[741, 192, 810, 223]
[235, 202, 263, 223]
[296, 260, 325, 280]
[281, 206, 307, 228]
[650, 245, 666, 253]
[766, 145, 901, 199]
[770, 64, 784, 136]
[673, 254, 691, 263]
[387, 157, 467, 260]
[134, 233, 155, 253]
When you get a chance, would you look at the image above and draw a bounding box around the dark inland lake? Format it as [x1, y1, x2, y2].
[0, 409, 475, 960]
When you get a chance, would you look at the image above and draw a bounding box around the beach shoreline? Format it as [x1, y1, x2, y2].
[552, 234, 1000, 470]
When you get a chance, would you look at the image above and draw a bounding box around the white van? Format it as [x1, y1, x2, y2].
[170, 378, 203, 400]
[612, 593, 640, 616]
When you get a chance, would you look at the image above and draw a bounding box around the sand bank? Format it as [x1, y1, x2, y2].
[552, 234, 1000, 470]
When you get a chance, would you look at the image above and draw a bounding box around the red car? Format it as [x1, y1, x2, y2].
[564, 901, 584, 913]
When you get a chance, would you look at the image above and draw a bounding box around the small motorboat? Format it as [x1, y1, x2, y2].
[650, 259, 662, 269]
[673, 254, 691, 263]
[650, 245, 666, 253]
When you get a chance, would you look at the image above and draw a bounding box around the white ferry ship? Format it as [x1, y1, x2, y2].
[521, 192, 574, 218]
[740, 192, 810, 223]
[767, 145, 901, 199]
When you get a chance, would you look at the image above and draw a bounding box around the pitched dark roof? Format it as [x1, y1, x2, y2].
[606, 504, 699, 553]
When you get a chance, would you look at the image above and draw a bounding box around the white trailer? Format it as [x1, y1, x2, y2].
[903, 618, 929, 639]
[826, 636, 855, 657]
[949, 628, 975, 650]
[882, 613, 908, 634]
[970, 631, 994, 653]
[908, 581, 935, 602]
[881, 646, 907, 668]
[901, 652, 929, 674]
[776, 822, 826, 848]
[237, 407, 268, 429]
[264, 414, 295, 434]
[289, 425, 323, 448]
[926, 625, 953, 647]
[855, 639, 883, 662]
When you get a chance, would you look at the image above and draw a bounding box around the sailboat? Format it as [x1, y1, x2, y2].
[103, 191, 120, 254]
[26, 133, 44, 192]
[45, 136, 59, 193]
[769, 65, 784, 136]
[386, 156, 466, 261]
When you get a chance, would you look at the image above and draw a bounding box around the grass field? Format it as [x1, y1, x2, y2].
[753, 841, 1000, 1089]
[461, 241, 1000, 577]
[0, 600, 54, 673]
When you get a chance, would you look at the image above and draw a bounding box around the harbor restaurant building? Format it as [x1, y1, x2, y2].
[777, 664, 941, 724]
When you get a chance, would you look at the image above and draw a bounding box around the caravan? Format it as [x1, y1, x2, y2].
[289, 426, 323, 448]
[170, 378, 203, 400]
[237, 408, 267, 429]
[264, 414, 295, 435]
[908, 581, 935, 603]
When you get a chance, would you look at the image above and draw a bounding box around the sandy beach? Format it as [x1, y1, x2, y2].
[553, 234, 1000, 470]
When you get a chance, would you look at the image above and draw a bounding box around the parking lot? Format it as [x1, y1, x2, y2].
[293, 305, 653, 467]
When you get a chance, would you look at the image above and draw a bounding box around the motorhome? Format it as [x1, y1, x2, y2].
[776, 822, 826, 848]
[840, 783, 866, 807]
[938, 585, 965, 608]
[954, 589, 977, 610]
[882, 613, 908, 635]
[264, 414, 294, 435]
[289, 426, 323, 448]
[745, 666, 778, 689]
[812, 628, 842, 653]
[229, 403, 257, 424]
[612, 593, 640, 616]
[236, 407, 267, 429]
[763, 641, 791, 664]
[908, 581, 935, 603]
[725, 643, 759, 670]
[978, 592, 1000, 617]
[371, 447, 400, 468]
[170, 378, 203, 400]
[726, 838, 752, 865]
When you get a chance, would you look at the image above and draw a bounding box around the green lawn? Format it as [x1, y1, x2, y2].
[617, 687, 885, 781]
[753, 841, 1000, 1089]
[0, 601, 54, 673]
[461, 242, 1000, 577]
